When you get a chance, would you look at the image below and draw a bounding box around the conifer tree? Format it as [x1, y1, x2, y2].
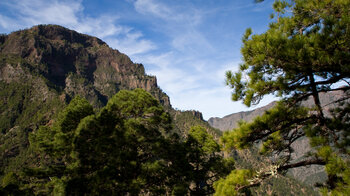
[185, 126, 235, 195]
[24, 89, 233, 195]
[27, 89, 175, 195]
[216, 0, 350, 195]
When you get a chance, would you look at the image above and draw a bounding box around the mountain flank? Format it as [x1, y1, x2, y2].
[0, 24, 219, 174]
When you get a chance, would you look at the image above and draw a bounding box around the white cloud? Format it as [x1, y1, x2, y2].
[74, 16, 124, 39]
[133, 0, 202, 25]
[0, 0, 156, 55]
[9, 0, 81, 27]
[171, 30, 213, 54]
[106, 31, 156, 56]
[0, 14, 21, 30]
[134, 52, 200, 95]
[133, 52, 249, 120]
[134, 0, 172, 20]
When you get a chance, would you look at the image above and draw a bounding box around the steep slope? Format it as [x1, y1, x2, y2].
[0, 24, 170, 108]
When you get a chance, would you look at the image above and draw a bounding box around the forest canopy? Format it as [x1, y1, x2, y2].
[1, 89, 234, 195]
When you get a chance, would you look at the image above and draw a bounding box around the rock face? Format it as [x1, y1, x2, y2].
[0, 24, 170, 108]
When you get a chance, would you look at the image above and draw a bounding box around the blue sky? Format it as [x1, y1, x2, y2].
[0, 0, 277, 120]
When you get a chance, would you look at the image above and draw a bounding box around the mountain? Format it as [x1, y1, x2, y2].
[208, 101, 277, 131]
[208, 91, 346, 131]
[0, 24, 170, 108]
[0, 25, 219, 176]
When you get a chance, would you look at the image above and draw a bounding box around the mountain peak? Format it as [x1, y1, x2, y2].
[0, 24, 171, 107]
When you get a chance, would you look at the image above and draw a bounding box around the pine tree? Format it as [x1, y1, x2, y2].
[24, 89, 234, 195]
[27, 89, 175, 195]
[185, 126, 235, 195]
[216, 0, 350, 195]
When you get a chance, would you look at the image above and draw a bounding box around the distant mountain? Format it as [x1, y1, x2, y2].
[208, 101, 277, 131]
[208, 91, 346, 131]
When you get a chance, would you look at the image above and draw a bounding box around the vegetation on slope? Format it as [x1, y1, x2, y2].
[1, 89, 234, 195]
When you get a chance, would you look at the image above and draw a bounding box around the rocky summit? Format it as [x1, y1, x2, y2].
[0, 24, 170, 108]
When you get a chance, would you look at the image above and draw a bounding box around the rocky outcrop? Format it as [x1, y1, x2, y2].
[0, 24, 170, 108]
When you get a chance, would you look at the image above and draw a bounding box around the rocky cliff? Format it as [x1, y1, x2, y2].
[0, 25, 170, 109]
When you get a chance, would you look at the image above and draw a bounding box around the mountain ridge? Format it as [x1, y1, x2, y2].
[0, 24, 171, 108]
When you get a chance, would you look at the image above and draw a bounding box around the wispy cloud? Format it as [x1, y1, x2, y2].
[134, 0, 172, 20]
[3, 0, 82, 27]
[134, 52, 200, 94]
[106, 31, 157, 56]
[130, 0, 247, 118]
[74, 16, 124, 39]
[0, 0, 156, 55]
[134, 0, 202, 24]
[0, 14, 21, 30]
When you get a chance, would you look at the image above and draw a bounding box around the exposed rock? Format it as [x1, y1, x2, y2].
[190, 110, 204, 121]
[0, 24, 170, 108]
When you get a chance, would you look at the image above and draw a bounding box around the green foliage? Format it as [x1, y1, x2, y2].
[222, 101, 309, 153]
[215, 146, 320, 196]
[28, 89, 172, 194]
[184, 126, 235, 195]
[222, 0, 350, 194]
[22, 89, 233, 195]
[188, 125, 220, 154]
[214, 169, 253, 196]
[170, 110, 222, 138]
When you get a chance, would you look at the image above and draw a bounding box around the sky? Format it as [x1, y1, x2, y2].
[0, 0, 277, 120]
